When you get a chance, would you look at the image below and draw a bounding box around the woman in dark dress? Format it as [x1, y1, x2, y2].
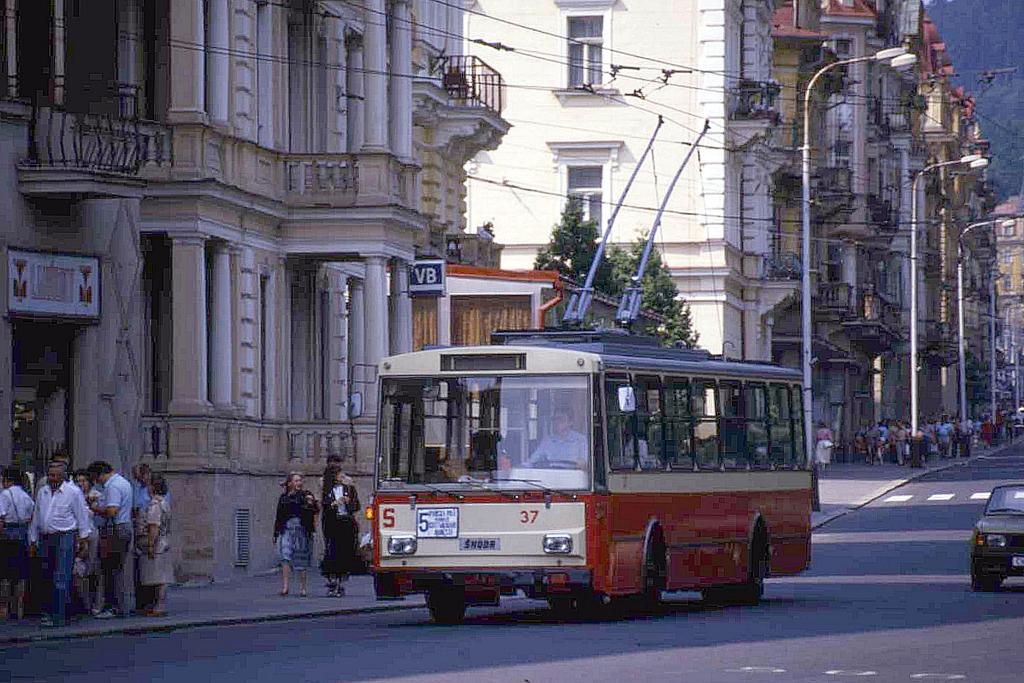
[320, 465, 360, 597]
[273, 473, 319, 597]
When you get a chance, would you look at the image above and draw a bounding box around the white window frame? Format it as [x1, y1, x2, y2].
[548, 139, 623, 235]
[556, 1, 615, 90]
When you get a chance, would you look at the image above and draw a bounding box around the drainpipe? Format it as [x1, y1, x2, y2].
[536, 278, 564, 328]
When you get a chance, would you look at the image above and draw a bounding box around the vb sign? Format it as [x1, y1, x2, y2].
[409, 259, 446, 297]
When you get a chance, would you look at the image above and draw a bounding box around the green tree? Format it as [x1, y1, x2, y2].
[607, 236, 699, 348]
[533, 199, 614, 292]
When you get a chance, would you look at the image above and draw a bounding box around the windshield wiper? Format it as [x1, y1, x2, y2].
[491, 477, 570, 497]
[987, 507, 1024, 515]
[458, 478, 518, 500]
[380, 478, 463, 500]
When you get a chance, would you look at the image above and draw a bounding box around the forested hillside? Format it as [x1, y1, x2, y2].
[926, 0, 1024, 199]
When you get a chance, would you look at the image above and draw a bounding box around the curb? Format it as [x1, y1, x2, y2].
[0, 600, 425, 647]
[811, 441, 1017, 531]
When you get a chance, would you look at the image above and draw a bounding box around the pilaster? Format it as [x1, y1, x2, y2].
[169, 235, 212, 415]
[363, 0, 389, 151]
[169, 0, 207, 123]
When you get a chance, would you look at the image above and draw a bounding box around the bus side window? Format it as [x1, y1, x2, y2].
[745, 383, 770, 469]
[665, 378, 694, 470]
[635, 376, 664, 471]
[720, 381, 746, 470]
[605, 376, 635, 470]
[791, 384, 806, 467]
[768, 384, 793, 469]
[692, 379, 720, 470]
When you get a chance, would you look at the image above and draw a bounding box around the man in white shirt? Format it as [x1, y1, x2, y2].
[88, 461, 134, 618]
[528, 406, 588, 469]
[28, 461, 90, 627]
[1, 466, 35, 619]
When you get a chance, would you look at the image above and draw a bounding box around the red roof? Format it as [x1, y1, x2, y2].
[993, 197, 1022, 217]
[447, 264, 559, 284]
[772, 2, 827, 40]
[922, 13, 955, 77]
[823, 0, 876, 19]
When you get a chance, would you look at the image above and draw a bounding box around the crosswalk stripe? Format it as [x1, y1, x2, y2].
[927, 493, 955, 501]
[884, 495, 914, 502]
[970, 492, 991, 500]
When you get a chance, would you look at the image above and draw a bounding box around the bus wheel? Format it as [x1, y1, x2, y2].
[733, 530, 769, 605]
[426, 587, 467, 625]
[641, 536, 668, 607]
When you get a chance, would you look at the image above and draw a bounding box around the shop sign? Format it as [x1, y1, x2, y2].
[409, 259, 446, 297]
[8, 249, 100, 321]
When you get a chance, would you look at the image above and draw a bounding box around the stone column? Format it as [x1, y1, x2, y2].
[326, 269, 349, 421]
[389, 0, 413, 160]
[362, 0, 388, 151]
[328, 18, 347, 153]
[209, 242, 233, 411]
[169, 0, 206, 122]
[169, 235, 211, 414]
[51, 0, 65, 106]
[346, 32, 365, 153]
[364, 257, 390, 411]
[348, 277, 366, 409]
[390, 259, 413, 355]
[290, 267, 312, 421]
[4, 0, 16, 98]
[256, 0, 275, 147]
[207, 0, 230, 125]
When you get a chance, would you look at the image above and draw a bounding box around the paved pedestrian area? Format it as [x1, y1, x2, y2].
[0, 573, 422, 645]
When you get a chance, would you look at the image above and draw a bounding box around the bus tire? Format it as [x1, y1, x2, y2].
[733, 526, 769, 605]
[641, 530, 667, 607]
[426, 587, 467, 625]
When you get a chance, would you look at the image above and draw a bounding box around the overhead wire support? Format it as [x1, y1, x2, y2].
[562, 116, 666, 326]
[615, 120, 711, 329]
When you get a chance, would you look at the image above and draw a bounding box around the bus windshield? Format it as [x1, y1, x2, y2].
[378, 375, 592, 491]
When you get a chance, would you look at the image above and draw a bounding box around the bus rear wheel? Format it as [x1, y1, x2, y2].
[426, 587, 467, 625]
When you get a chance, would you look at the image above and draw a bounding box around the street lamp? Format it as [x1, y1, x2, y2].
[957, 217, 1017, 423]
[801, 46, 917, 462]
[911, 154, 989, 435]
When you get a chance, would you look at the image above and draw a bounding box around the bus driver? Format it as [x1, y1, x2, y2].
[527, 406, 587, 468]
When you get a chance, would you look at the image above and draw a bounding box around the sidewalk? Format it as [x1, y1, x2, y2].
[812, 440, 1016, 529]
[0, 573, 423, 646]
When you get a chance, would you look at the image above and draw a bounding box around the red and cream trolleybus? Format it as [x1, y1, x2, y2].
[371, 329, 811, 623]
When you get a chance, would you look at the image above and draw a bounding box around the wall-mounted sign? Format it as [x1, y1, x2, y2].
[409, 259, 446, 297]
[8, 249, 101, 321]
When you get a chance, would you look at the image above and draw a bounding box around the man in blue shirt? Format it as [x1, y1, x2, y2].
[88, 461, 133, 618]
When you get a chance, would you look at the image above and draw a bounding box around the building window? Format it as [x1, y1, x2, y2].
[834, 39, 852, 57]
[567, 165, 603, 227]
[567, 16, 603, 87]
[1003, 222, 1016, 237]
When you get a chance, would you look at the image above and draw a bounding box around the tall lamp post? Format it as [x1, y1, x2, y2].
[801, 47, 916, 462]
[957, 217, 1017, 422]
[911, 154, 989, 434]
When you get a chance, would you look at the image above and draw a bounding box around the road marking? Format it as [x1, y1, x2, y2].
[970, 492, 991, 500]
[824, 671, 877, 677]
[724, 667, 787, 674]
[884, 494, 913, 502]
[910, 675, 966, 680]
[927, 493, 955, 501]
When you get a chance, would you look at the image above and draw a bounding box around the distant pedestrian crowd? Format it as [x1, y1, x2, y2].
[0, 459, 172, 627]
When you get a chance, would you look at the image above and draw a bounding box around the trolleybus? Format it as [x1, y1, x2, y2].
[371, 329, 811, 623]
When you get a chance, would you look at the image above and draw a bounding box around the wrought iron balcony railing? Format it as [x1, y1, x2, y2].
[762, 251, 801, 280]
[729, 79, 781, 122]
[438, 55, 506, 115]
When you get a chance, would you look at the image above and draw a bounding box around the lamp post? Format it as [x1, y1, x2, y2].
[957, 217, 1016, 423]
[910, 154, 988, 434]
[801, 46, 916, 462]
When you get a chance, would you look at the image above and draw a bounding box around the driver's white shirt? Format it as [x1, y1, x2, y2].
[529, 430, 587, 465]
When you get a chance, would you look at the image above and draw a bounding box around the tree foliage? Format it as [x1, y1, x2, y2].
[534, 203, 698, 348]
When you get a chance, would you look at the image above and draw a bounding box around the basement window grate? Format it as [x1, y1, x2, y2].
[234, 508, 252, 567]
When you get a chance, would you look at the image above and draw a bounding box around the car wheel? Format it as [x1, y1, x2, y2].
[426, 587, 467, 624]
[970, 572, 1003, 592]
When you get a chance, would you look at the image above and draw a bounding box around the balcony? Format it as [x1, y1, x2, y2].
[843, 288, 902, 353]
[18, 103, 171, 197]
[729, 79, 781, 123]
[815, 166, 856, 222]
[761, 251, 801, 280]
[283, 154, 358, 207]
[886, 111, 911, 134]
[439, 55, 505, 115]
[816, 281, 853, 315]
[286, 423, 352, 462]
[867, 194, 897, 230]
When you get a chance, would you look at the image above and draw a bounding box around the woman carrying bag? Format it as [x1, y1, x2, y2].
[320, 465, 361, 597]
[274, 473, 319, 597]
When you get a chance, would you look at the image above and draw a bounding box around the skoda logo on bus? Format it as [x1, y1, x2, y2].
[409, 260, 445, 297]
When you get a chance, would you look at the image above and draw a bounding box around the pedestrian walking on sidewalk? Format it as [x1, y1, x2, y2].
[88, 461, 134, 619]
[0, 466, 35, 620]
[274, 472, 319, 597]
[320, 465, 361, 597]
[138, 474, 172, 617]
[28, 461, 90, 627]
[892, 422, 908, 466]
[814, 423, 834, 470]
[959, 416, 974, 459]
[71, 470, 102, 616]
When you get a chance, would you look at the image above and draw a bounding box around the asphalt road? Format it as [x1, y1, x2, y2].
[4, 451, 1024, 683]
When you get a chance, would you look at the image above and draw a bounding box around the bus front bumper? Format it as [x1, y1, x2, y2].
[374, 568, 593, 601]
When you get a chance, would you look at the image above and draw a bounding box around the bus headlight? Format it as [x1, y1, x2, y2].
[543, 534, 573, 554]
[388, 536, 418, 555]
[986, 534, 1007, 548]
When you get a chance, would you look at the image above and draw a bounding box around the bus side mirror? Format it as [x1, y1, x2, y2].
[349, 392, 363, 420]
[617, 386, 637, 413]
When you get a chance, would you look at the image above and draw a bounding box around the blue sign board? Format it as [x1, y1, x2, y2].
[409, 259, 446, 297]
